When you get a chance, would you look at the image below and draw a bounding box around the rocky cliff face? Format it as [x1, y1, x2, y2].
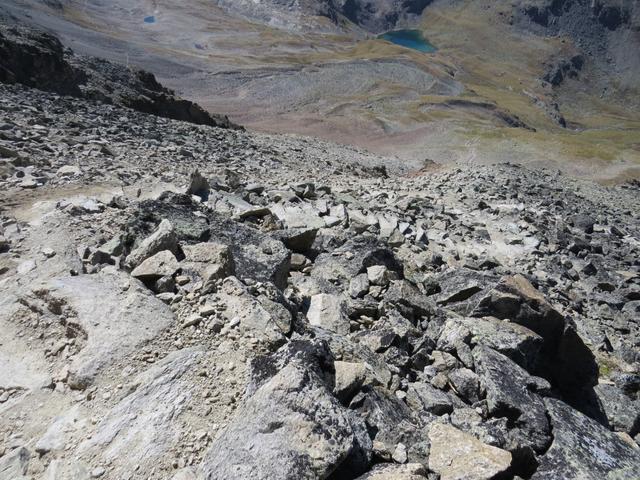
[335, 0, 435, 33]
[0, 23, 240, 129]
[515, 0, 640, 90]
[214, 0, 434, 32]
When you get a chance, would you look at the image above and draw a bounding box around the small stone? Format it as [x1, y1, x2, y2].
[91, 467, 106, 478]
[367, 265, 390, 286]
[392, 442, 408, 464]
[183, 315, 203, 328]
[307, 293, 349, 335]
[20, 179, 38, 189]
[290, 253, 307, 271]
[57, 165, 81, 177]
[131, 250, 179, 281]
[199, 305, 217, 317]
[349, 274, 370, 298]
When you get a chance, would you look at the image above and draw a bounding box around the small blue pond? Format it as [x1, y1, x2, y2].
[378, 29, 436, 53]
[144, 16, 156, 24]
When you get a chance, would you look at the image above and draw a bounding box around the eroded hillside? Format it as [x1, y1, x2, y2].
[1, 0, 638, 181]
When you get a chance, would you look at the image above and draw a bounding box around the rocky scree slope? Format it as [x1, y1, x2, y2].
[515, 0, 640, 94]
[214, 0, 434, 33]
[1, 44, 640, 480]
[0, 23, 239, 129]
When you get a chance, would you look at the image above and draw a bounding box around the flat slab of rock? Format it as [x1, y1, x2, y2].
[47, 268, 174, 388]
[428, 423, 512, 480]
[78, 350, 202, 476]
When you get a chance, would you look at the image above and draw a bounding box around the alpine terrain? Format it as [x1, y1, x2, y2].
[0, 1, 639, 480]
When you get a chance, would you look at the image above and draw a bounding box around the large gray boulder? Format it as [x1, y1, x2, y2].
[532, 398, 640, 479]
[201, 359, 370, 479]
[437, 316, 543, 372]
[471, 274, 598, 396]
[473, 346, 552, 454]
[593, 383, 640, 435]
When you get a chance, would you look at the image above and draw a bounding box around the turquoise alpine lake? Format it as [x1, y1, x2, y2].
[144, 16, 156, 24]
[378, 29, 436, 53]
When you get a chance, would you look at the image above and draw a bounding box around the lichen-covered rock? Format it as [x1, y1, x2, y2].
[201, 362, 370, 479]
[531, 398, 640, 479]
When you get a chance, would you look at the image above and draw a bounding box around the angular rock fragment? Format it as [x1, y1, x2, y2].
[334, 361, 367, 403]
[272, 227, 318, 253]
[181, 241, 234, 285]
[350, 386, 429, 465]
[216, 277, 290, 346]
[307, 293, 350, 335]
[406, 382, 453, 416]
[593, 383, 640, 436]
[428, 423, 512, 480]
[437, 316, 543, 372]
[130, 250, 179, 282]
[473, 346, 551, 455]
[448, 367, 481, 404]
[125, 219, 178, 269]
[186, 170, 210, 200]
[350, 273, 371, 298]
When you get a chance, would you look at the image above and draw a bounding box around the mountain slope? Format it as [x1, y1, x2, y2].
[1, 75, 640, 479]
[0, 22, 239, 129]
